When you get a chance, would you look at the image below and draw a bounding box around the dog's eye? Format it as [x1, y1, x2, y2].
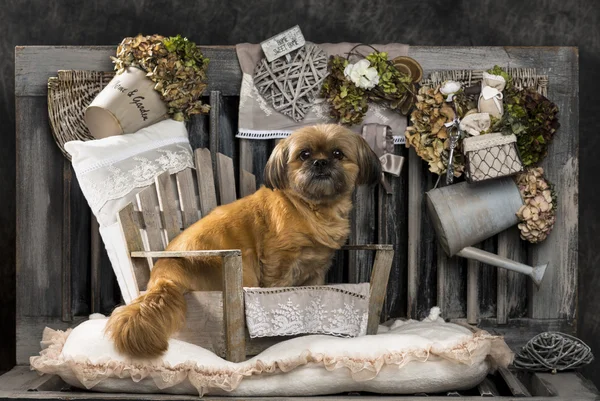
[332, 149, 344, 160]
[299, 150, 311, 161]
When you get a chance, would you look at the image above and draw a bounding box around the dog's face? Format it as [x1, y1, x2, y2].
[264, 124, 382, 203]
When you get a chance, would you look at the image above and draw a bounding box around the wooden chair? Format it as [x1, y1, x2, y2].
[117, 147, 394, 362]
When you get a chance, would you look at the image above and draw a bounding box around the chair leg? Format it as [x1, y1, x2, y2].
[222, 253, 246, 362]
[367, 249, 394, 334]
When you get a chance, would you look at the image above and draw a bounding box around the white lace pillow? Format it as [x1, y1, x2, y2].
[65, 119, 194, 302]
[30, 309, 514, 397]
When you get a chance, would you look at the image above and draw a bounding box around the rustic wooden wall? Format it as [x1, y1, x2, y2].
[2, 0, 599, 386]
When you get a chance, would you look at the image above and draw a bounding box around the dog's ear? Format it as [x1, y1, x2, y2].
[264, 140, 290, 190]
[355, 134, 382, 186]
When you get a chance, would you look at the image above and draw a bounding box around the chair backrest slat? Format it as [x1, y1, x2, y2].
[240, 169, 256, 198]
[117, 203, 150, 293]
[136, 184, 165, 264]
[217, 153, 236, 205]
[176, 168, 199, 229]
[195, 148, 218, 216]
[155, 171, 181, 243]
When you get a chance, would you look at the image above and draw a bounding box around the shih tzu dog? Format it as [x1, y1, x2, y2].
[106, 124, 382, 358]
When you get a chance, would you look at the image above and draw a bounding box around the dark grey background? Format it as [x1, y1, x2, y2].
[1, 0, 598, 386]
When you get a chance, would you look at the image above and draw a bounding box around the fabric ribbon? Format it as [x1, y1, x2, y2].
[459, 113, 491, 136]
[481, 86, 504, 114]
[361, 124, 404, 194]
[478, 72, 506, 118]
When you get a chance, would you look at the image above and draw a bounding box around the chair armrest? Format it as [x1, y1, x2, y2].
[131, 250, 242, 258]
[341, 244, 393, 251]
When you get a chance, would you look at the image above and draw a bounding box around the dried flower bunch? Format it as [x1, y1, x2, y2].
[490, 67, 560, 167]
[321, 49, 416, 125]
[515, 167, 557, 243]
[112, 34, 210, 121]
[404, 85, 472, 176]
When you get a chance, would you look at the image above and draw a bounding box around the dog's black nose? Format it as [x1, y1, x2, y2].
[313, 159, 328, 167]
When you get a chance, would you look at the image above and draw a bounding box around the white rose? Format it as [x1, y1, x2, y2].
[439, 80, 462, 101]
[343, 59, 380, 90]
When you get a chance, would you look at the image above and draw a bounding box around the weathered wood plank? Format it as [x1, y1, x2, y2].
[172, 291, 225, 357]
[526, 49, 578, 320]
[467, 257, 479, 324]
[239, 138, 272, 188]
[131, 250, 242, 258]
[222, 255, 245, 362]
[155, 172, 181, 243]
[532, 372, 599, 399]
[16, 317, 84, 365]
[416, 163, 438, 320]
[117, 204, 149, 292]
[210, 92, 239, 199]
[16, 97, 64, 319]
[367, 250, 394, 334]
[342, 244, 394, 251]
[349, 186, 376, 284]
[453, 317, 575, 350]
[176, 168, 200, 229]
[407, 151, 421, 319]
[497, 227, 528, 322]
[186, 113, 210, 151]
[499, 367, 532, 397]
[136, 184, 165, 271]
[61, 159, 73, 322]
[15, 46, 242, 97]
[90, 216, 120, 313]
[478, 237, 498, 319]
[209, 91, 222, 198]
[89, 216, 102, 314]
[217, 153, 237, 205]
[437, 246, 466, 320]
[380, 145, 409, 319]
[240, 169, 256, 198]
[195, 148, 218, 216]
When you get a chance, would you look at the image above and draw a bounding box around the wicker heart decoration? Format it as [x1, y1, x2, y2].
[254, 43, 328, 122]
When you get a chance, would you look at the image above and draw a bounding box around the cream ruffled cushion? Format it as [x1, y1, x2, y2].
[30, 309, 513, 397]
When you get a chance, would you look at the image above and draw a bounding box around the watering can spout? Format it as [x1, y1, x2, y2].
[456, 247, 548, 288]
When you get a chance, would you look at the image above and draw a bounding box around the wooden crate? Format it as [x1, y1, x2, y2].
[6, 45, 587, 399]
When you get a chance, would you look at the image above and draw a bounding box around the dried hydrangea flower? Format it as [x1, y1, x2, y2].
[515, 167, 557, 243]
[112, 34, 210, 121]
[404, 85, 473, 176]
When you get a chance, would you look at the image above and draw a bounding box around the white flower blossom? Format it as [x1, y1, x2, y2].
[440, 80, 462, 101]
[343, 59, 380, 90]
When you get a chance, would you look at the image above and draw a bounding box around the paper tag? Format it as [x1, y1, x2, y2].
[260, 25, 305, 62]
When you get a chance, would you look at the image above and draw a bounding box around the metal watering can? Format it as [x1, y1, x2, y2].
[425, 177, 548, 287]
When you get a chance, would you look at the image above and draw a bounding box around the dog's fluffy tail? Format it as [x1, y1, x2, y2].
[105, 278, 186, 358]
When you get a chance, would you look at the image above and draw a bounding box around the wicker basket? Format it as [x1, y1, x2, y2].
[47, 70, 115, 160]
[421, 67, 548, 98]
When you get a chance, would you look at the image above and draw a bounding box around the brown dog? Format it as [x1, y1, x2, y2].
[105, 124, 382, 358]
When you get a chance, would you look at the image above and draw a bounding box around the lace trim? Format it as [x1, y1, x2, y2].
[78, 144, 194, 215]
[244, 286, 368, 298]
[244, 284, 370, 338]
[237, 129, 406, 145]
[76, 137, 190, 175]
[236, 129, 293, 140]
[482, 71, 507, 82]
[393, 135, 405, 145]
[463, 133, 517, 152]
[30, 324, 513, 396]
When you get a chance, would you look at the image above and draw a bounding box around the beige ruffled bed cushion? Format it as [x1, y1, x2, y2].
[30, 309, 513, 397]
